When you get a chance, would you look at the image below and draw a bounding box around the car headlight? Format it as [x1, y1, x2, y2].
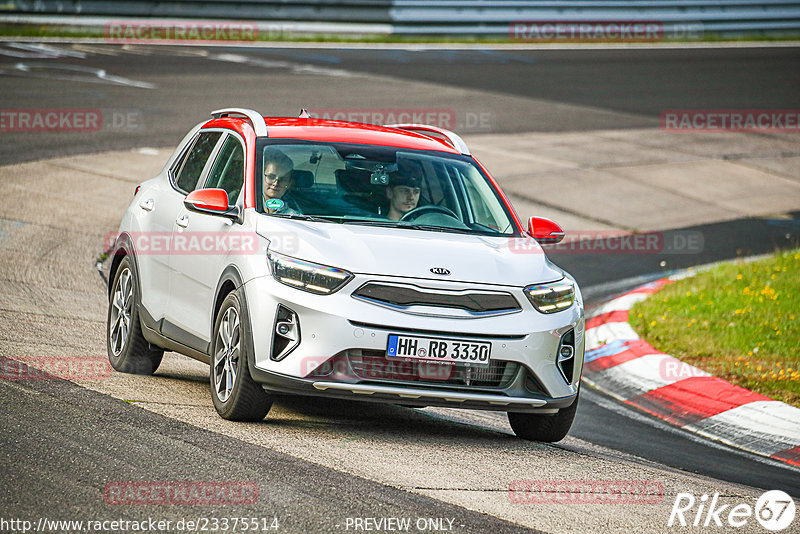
[524, 280, 575, 313]
[267, 251, 353, 295]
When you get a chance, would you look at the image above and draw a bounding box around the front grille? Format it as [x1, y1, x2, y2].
[346, 349, 518, 388]
[348, 321, 527, 340]
[352, 282, 520, 315]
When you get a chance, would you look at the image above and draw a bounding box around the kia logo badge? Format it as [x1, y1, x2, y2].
[430, 267, 451, 275]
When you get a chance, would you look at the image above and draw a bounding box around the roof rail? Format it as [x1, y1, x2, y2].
[385, 123, 470, 155]
[211, 108, 268, 137]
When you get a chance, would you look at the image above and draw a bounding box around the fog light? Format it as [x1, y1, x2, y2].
[277, 322, 291, 336]
[556, 329, 576, 383]
[271, 305, 300, 361]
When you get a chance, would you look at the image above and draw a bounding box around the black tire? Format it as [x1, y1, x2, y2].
[210, 291, 272, 421]
[106, 256, 163, 375]
[507, 392, 580, 442]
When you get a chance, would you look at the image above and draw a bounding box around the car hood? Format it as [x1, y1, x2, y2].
[256, 217, 564, 287]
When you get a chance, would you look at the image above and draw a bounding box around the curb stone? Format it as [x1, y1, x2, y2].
[583, 274, 800, 469]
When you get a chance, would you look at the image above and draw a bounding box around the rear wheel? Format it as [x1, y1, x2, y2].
[210, 291, 272, 421]
[508, 392, 579, 442]
[106, 257, 163, 375]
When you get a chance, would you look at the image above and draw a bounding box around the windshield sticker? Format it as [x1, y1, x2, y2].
[266, 198, 285, 210]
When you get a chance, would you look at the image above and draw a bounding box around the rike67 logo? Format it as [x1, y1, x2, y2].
[669, 490, 796, 531]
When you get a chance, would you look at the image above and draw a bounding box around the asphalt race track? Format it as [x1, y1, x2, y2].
[2, 43, 799, 164]
[1, 42, 798, 532]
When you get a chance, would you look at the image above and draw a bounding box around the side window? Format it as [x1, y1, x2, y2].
[464, 180, 495, 227]
[175, 131, 222, 194]
[203, 135, 245, 205]
[169, 142, 191, 180]
[461, 170, 506, 231]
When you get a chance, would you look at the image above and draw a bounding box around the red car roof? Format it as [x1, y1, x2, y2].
[202, 117, 460, 154]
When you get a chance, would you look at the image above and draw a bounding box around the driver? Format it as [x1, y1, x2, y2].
[386, 160, 423, 221]
[262, 147, 298, 214]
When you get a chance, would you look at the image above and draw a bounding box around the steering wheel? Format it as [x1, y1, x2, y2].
[400, 204, 459, 222]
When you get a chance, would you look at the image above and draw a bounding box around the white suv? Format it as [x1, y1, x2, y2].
[106, 109, 584, 442]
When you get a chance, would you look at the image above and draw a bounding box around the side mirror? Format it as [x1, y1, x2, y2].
[528, 216, 565, 245]
[184, 188, 241, 222]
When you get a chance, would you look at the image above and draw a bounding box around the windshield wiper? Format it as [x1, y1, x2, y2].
[274, 216, 498, 236]
[271, 213, 336, 223]
[337, 219, 486, 235]
[399, 224, 477, 234]
[335, 218, 399, 228]
[334, 219, 470, 233]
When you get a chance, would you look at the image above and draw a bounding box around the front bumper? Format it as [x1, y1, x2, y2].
[242, 273, 585, 413]
[248, 364, 579, 413]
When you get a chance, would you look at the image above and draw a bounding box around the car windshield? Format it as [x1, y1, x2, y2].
[258, 142, 517, 236]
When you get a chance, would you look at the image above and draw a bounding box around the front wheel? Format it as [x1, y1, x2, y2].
[507, 392, 579, 442]
[106, 256, 163, 375]
[210, 291, 272, 421]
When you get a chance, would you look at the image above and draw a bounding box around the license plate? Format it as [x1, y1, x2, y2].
[386, 334, 491, 367]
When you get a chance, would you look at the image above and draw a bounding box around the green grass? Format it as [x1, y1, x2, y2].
[628, 249, 800, 407]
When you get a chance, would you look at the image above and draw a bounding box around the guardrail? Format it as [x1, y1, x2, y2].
[4, 1, 393, 22]
[4, 0, 800, 36]
[393, 0, 800, 36]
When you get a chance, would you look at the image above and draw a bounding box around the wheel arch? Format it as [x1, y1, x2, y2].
[213, 265, 245, 328]
[107, 233, 141, 303]
[212, 265, 259, 379]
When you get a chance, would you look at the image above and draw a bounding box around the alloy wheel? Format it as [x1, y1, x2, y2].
[109, 268, 133, 356]
[213, 306, 240, 402]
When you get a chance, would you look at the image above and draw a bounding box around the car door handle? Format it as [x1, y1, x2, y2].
[176, 215, 189, 228]
[138, 198, 154, 212]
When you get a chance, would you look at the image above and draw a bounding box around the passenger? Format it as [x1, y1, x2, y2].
[386, 160, 423, 221]
[262, 147, 297, 214]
